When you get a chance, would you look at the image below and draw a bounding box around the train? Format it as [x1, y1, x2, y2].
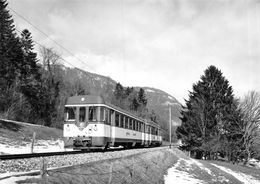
[63, 95, 162, 150]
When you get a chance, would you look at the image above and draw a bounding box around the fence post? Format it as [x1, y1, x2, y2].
[31, 132, 36, 153]
[108, 162, 113, 184]
[40, 158, 48, 179]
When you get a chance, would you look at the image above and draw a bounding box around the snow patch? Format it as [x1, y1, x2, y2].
[168, 95, 174, 100]
[0, 174, 40, 184]
[95, 77, 101, 81]
[0, 139, 67, 155]
[211, 163, 260, 184]
[164, 158, 205, 184]
[145, 89, 155, 93]
[164, 101, 179, 106]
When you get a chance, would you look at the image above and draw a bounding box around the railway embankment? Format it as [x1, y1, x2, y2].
[1, 147, 176, 183]
[1, 147, 260, 184]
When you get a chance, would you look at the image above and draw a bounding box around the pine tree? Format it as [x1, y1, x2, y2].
[114, 82, 124, 100]
[0, 0, 25, 117]
[177, 65, 243, 159]
[138, 88, 147, 106]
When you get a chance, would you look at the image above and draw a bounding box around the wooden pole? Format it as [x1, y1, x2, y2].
[169, 105, 171, 148]
[31, 132, 36, 153]
[40, 158, 47, 179]
[108, 162, 113, 184]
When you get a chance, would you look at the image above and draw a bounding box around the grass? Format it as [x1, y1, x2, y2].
[14, 147, 260, 184]
[16, 148, 180, 184]
[0, 119, 63, 142]
[207, 160, 260, 180]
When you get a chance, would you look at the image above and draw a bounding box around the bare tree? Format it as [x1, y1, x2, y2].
[39, 47, 62, 126]
[239, 91, 260, 163]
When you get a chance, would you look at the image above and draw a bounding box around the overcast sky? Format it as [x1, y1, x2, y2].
[8, 0, 260, 104]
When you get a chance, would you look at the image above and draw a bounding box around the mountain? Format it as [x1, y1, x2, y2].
[142, 87, 182, 132]
[62, 67, 182, 138]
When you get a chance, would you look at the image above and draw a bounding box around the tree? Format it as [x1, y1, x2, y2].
[177, 65, 242, 159]
[0, 1, 34, 120]
[138, 88, 147, 106]
[39, 47, 61, 126]
[0, 0, 22, 87]
[239, 91, 260, 163]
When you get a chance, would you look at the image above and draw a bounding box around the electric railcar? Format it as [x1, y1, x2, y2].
[63, 95, 162, 150]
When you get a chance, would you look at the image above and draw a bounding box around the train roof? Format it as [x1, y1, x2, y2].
[66, 95, 105, 105]
[65, 95, 160, 128]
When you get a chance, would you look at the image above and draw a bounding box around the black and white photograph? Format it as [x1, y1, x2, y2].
[0, 0, 260, 183]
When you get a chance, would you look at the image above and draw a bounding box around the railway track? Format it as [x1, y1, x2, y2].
[0, 150, 83, 160]
[0, 146, 134, 160]
[0, 145, 173, 161]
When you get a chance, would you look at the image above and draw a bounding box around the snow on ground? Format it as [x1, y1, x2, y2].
[145, 89, 155, 93]
[164, 157, 233, 183]
[0, 174, 40, 184]
[211, 163, 260, 184]
[164, 158, 205, 184]
[0, 139, 67, 154]
[185, 158, 212, 175]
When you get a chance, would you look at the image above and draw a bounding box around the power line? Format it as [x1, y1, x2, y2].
[15, 27, 77, 69]
[9, 7, 91, 69]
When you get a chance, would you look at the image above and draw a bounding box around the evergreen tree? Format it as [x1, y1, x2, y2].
[114, 82, 124, 99]
[177, 65, 243, 159]
[0, 0, 26, 118]
[138, 88, 147, 106]
[125, 87, 134, 97]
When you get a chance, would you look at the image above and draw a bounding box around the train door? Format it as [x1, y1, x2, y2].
[110, 109, 115, 146]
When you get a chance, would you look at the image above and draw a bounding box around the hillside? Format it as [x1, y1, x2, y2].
[0, 119, 63, 154]
[63, 67, 182, 136]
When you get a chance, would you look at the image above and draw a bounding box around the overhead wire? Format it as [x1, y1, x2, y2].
[8, 6, 90, 69]
[15, 27, 77, 69]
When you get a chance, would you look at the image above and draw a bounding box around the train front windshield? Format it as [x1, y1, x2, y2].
[65, 106, 100, 122]
[66, 107, 76, 121]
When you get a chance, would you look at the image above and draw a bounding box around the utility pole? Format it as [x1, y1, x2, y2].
[169, 105, 171, 148]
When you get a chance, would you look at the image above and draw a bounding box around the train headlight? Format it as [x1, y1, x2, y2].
[94, 125, 98, 131]
[88, 126, 92, 134]
[66, 124, 70, 131]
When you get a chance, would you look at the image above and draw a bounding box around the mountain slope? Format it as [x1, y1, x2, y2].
[63, 67, 182, 138]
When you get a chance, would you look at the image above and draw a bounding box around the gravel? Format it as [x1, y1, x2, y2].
[0, 147, 165, 174]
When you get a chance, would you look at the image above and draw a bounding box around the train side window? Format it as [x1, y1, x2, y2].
[100, 107, 104, 121]
[120, 115, 124, 128]
[104, 108, 109, 122]
[89, 106, 97, 121]
[115, 113, 120, 127]
[79, 107, 86, 122]
[109, 110, 113, 123]
[129, 119, 133, 130]
[125, 117, 129, 129]
[66, 107, 76, 120]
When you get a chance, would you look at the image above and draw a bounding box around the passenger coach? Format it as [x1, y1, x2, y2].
[63, 95, 162, 150]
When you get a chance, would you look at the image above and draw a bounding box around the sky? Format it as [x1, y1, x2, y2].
[8, 0, 260, 104]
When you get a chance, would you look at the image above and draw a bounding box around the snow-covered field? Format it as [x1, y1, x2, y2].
[0, 138, 67, 155]
[164, 156, 260, 184]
